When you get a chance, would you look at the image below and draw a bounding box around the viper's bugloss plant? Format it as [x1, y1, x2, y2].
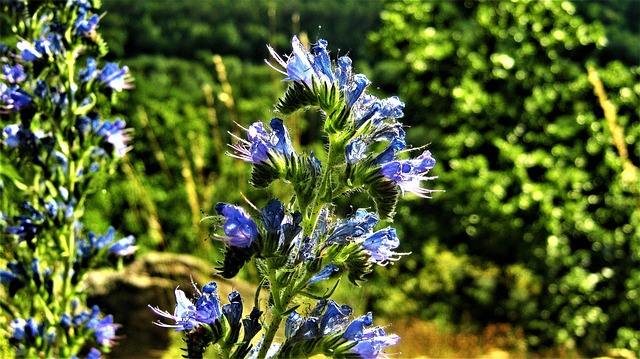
[0, 0, 134, 357]
[149, 35, 438, 359]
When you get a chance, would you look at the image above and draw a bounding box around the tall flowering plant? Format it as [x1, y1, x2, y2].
[149, 36, 438, 358]
[0, 0, 134, 357]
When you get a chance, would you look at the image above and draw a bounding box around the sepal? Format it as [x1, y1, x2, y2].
[343, 162, 400, 221]
[365, 174, 399, 221]
[321, 242, 373, 285]
[277, 331, 357, 359]
[276, 80, 343, 116]
[182, 322, 220, 359]
[216, 242, 258, 278]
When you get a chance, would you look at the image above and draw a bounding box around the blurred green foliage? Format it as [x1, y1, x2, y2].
[76, 0, 640, 355]
[367, 0, 640, 355]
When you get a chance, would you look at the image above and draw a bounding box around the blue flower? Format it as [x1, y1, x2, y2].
[319, 300, 352, 335]
[74, 11, 99, 36]
[89, 315, 117, 347]
[222, 290, 243, 334]
[77, 227, 135, 259]
[260, 199, 285, 234]
[5, 216, 38, 242]
[0, 83, 31, 112]
[214, 203, 258, 248]
[0, 270, 18, 284]
[307, 263, 339, 285]
[228, 118, 296, 164]
[284, 300, 354, 346]
[352, 94, 405, 129]
[149, 282, 222, 332]
[108, 235, 137, 256]
[86, 348, 102, 359]
[343, 312, 400, 359]
[327, 209, 379, 245]
[266, 35, 316, 86]
[10, 318, 26, 340]
[94, 118, 130, 156]
[17, 33, 64, 62]
[60, 313, 72, 328]
[361, 227, 405, 265]
[96, 62, 132, 91]
[2, 64, 27, 84]
[378, 150, 437, 198]
[79, 58, 98, 83]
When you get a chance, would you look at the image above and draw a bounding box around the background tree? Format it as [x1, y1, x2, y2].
[367, 0, 640, 354]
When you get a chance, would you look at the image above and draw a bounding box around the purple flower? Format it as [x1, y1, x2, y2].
[228, 118, 295, 164]
[17, 34, 64, 62]
[90, 315, 118, 347]
[307, 263, 339, 285]
[0, 83, 31, 112]
[344, 312, 400, 359]
[108, 235, 137, 256]
[79, 58, 98, 83]
[378, 150, 437, 198]
[149, 283, 222, 332]
[96, 63, 132, 91]
[361, 228, 404, 265]
[2, 64, 27, 84]
[86, 348, 102, 359]
[327, 209, 379, 245]
[74, 11, 99, 36]
[94, 118, 131, 156]
[10, 318, 26, 340]
[266, 35, 316, 86]
[214, 203, 258, 248]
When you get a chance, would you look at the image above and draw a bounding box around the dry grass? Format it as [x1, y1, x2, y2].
[388, 319, 582, 359]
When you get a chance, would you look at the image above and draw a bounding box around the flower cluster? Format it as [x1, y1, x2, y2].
[149, 282, 263, 359]
[1, 1, 134, 357]
[278, 300, 399, 359]
[152, 36, 436, 358]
